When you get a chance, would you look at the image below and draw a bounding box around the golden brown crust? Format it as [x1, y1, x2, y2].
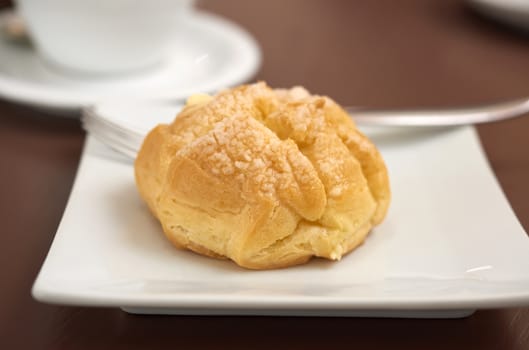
[134, 82, 391, 269]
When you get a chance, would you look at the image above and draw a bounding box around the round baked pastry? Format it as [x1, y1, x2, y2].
[135, 82, 390, 269]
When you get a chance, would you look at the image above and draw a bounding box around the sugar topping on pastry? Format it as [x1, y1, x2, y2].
[134, 82, 390, 269]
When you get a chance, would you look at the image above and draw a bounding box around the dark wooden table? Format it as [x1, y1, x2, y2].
[1, 0, 529, 349]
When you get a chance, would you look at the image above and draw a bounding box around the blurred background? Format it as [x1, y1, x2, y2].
[1, 0, 529, 107]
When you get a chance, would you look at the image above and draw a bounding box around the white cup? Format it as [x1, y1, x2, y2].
[15, 0, 194, 75]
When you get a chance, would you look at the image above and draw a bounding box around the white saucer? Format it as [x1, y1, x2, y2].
[467, 0, 529, 31]
[0, 10, 261, 111]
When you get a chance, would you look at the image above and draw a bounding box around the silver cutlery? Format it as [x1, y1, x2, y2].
[348, 97, 529, 127]
[82, 97, 529, 160]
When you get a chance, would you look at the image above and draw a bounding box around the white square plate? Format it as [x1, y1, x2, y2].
[32, 126, 529, 318]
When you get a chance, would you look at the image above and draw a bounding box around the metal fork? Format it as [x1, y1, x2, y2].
[348, 97, 529, 127]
